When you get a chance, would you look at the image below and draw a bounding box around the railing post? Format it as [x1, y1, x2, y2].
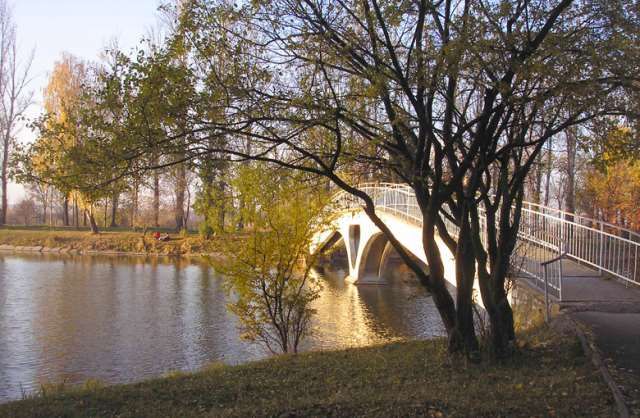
[634, 245, 638, 285]
[558, 247, 564, 302]
[543, 264, 550, 322]
[599, 221, 604, 277]
[560, 213, 565, 254]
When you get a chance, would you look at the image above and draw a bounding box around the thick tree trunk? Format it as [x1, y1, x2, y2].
[421, 217, 459, 342]
[452, 213, 480, 357]
[110, 192, 119, 227]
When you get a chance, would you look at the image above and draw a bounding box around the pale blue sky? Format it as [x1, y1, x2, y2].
[10, 0, 162, 202]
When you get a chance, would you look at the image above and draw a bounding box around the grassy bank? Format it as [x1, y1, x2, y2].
[0, 228, 216, 256]
[0, 326, 615, 417]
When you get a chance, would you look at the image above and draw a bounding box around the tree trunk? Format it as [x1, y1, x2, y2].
[217, 180, 226, 231]
[62, 195, 70, 226]
[175, 163, 186, 231]
[451, 210, 480, 357]
[42, 200, 47, 226]
[131, 181, 139, 228]
[534, 153, 543, 204]
[185, 183, 191, 229]
[544, 138, 553, 207]
[110, 192, 119, 227]
[0, 135, 8, 225]
[87, 207, 99, 234]
[420, 215, 459, 342]
[153, 171, 160, 227]
[74, 200, 79, 229]
[103, 198, 108, 228]
[565, 128, 577, 217]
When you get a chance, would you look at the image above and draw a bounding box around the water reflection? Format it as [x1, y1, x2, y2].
[0, 253, 444, 402]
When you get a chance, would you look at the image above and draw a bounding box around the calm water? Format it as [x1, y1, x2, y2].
[0, 253, 445, 402]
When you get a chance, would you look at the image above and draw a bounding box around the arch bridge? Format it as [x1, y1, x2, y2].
[314, 183, 640, 303]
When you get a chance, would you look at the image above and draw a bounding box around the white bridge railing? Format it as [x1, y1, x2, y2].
[333, 183, 640, 300]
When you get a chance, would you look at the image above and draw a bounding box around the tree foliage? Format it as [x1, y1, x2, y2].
[209, 164, 331, 354]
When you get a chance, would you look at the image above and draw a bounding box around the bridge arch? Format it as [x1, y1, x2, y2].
[315, 230, 351, 272]
[358, 232, 430, 284]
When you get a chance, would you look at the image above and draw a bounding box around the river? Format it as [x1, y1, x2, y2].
[0, 253, 445, 402]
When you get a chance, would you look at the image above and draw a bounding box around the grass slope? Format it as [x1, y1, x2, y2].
[0, 327, 615, 417]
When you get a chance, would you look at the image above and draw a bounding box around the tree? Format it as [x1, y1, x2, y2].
[37, 0, 640, 357]
[209, 164, 331, 354]
[0, 0, 33, 225]
[14, 197, 35, 225]
[165, 0, 640, 356]
[22, 54, 124, 233]
[37, 53, 87, 227]
[579, 126, 640, 230]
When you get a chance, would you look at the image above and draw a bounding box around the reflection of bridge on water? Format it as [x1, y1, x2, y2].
[315, 183, 640, 306]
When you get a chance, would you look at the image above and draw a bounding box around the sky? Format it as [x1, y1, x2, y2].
[9, 0, 162, 203]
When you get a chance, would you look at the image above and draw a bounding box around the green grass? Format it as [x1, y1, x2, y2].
[0, 228, 216, 256]
[0, 326, 615, 417]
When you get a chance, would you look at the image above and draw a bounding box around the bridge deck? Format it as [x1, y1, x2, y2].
[518, 254, 640, 303]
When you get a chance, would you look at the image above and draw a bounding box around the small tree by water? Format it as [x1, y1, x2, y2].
[210, 164, 331, 354]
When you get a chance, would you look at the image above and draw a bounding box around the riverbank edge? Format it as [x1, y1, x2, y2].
[0, 244, 220, 258]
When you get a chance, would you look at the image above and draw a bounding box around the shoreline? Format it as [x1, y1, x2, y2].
[0, 244, 218, 258]
[0, 229, 221, 258]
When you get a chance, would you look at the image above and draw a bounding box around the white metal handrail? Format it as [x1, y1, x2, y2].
[332, 183, 640, 295]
